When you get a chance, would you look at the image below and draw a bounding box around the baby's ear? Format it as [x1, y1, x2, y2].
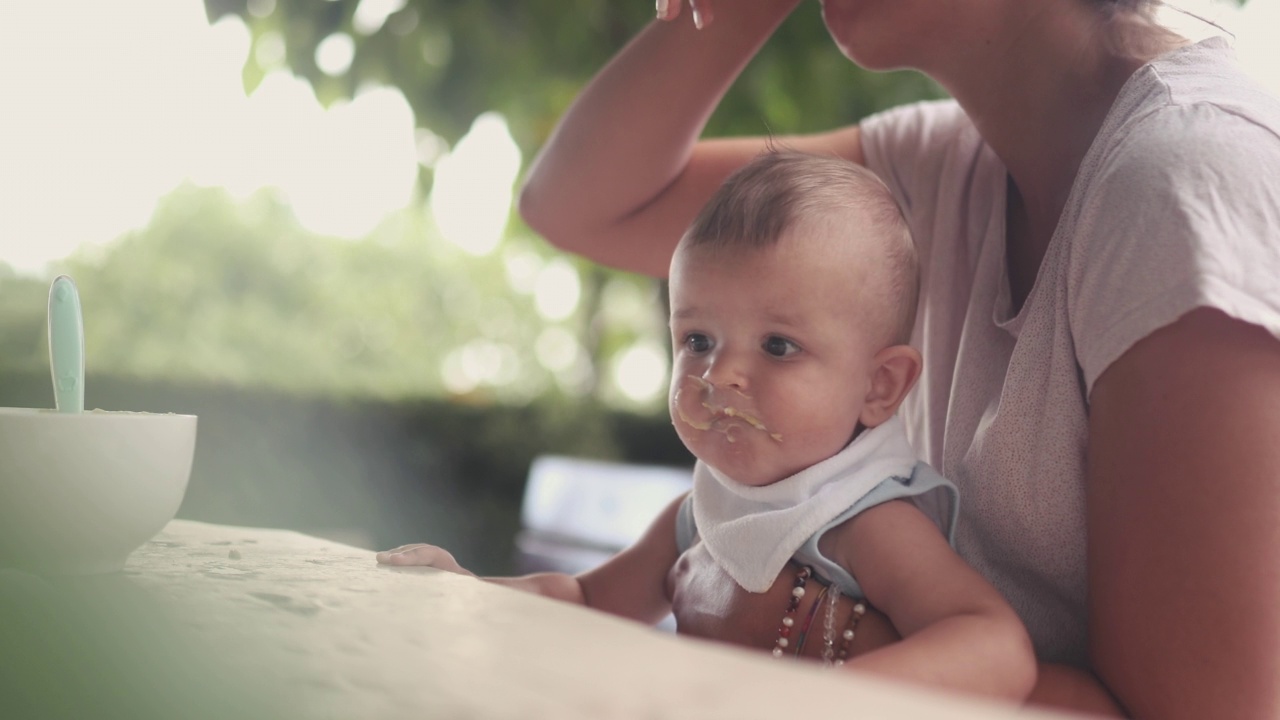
[859, 345, 923, 428]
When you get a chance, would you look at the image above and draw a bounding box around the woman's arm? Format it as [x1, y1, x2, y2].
[1086, 308, 1280, 719]
[517, 0, 864, 277]
[833, 500, 1038, 702]
[1028, 663, 1123, 717]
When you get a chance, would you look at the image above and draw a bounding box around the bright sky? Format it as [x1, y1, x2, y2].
[0, 0, 1276, 277]
[0, 0, 520, 275]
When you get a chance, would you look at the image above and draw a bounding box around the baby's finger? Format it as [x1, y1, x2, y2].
[378, 548, 431, 565]
[379, 545, 474, 576]
[375, 543, 427, 560]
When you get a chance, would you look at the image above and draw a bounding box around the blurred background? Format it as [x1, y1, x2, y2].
[0, 0, 1271, 573]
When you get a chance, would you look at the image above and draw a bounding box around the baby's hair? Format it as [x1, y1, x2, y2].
[682, 149, 919, 345]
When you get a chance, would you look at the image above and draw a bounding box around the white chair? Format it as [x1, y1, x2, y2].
[515, 455, 693, 631]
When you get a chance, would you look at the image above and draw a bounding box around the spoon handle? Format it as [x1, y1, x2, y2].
[48, 275, 85, 413]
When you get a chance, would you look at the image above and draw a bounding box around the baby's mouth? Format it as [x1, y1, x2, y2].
[673, 376, 783, 443]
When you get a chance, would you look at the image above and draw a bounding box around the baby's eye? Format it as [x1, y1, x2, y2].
[762, 336, 800, 358]
[684, 333, 713, 354]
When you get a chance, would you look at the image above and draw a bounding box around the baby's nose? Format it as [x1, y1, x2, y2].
[702, 351, 748, 390]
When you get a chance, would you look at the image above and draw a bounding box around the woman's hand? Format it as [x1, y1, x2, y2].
[657, 0, 715, 29]
[375, 543, 476, 577]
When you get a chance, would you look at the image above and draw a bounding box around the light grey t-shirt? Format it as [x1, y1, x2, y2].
[860, 37, 1280, 665]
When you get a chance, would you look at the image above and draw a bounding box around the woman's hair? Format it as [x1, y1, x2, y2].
[1094, 0, 1193, 59]
[1098, 0, 1157, 12]
[682, 149, 919, 345]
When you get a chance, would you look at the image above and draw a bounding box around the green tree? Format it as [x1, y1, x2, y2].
[0, 182, 658, 404]
[196, 0, 948, 406]
[205, 1, 1248, 158]
[204, 0, 945, 160]
[0, 264, 48, 370]
[0, 182, 668, 405]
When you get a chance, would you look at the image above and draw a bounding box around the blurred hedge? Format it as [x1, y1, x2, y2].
[0, 370, 691, 574]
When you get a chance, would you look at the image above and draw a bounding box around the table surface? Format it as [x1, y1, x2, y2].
[8, 520, 1089, 720]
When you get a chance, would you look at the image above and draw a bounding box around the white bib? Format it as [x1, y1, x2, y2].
[691, 415, 918, 593]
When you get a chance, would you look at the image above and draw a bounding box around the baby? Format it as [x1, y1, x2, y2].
[379, 151, 1036, 701]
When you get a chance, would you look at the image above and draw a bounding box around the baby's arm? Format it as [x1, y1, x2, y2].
[376, 493, 686, 625]
[376, 543, 587, 603]
[831, 499, 1037, 702]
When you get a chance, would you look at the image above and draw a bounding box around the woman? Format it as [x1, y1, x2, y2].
[517, 1, 1280, 717]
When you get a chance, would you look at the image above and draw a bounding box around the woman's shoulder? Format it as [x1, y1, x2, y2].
[1063, 41, 1280, 393]
[1081, 38, 1280, 210]
[1148, 36, 1280, 116]
[1070, 69, 1280, 263]
[1100, 37, 1280, 170]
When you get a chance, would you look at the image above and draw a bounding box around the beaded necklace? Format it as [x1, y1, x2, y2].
[771, 565, 866, 666]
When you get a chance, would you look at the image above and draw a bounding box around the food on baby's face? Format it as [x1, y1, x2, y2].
[673, 375, 783, 443]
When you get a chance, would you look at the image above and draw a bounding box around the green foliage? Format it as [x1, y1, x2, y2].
[74, 1, 958, 408]
[0, 265, 46, 370]
[203, 0, 1253, 159]
[3, 3, 961, 407]
[0, 184, 664, 403]
[204, 0, 945, 155]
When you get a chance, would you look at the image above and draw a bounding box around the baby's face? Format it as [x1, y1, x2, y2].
[668, 231, 886, 487]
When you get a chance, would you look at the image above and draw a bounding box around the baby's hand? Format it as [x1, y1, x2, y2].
[375, 544, 477, 577]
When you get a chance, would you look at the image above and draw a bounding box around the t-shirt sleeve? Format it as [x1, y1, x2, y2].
[860, 100, 968, 211]
[860, 99, 990, 260]
[1068, 103, 1280, 395]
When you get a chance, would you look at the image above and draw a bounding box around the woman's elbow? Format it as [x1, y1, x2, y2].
[517, 175, 585, 254]
[516, 178, 554, 242]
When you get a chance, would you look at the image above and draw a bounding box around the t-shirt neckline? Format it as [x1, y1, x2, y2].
[990, 35, 1234, 336]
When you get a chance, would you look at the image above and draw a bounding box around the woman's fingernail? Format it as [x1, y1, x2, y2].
[692, 6, 703, 30]
[656, 0, 668, 19]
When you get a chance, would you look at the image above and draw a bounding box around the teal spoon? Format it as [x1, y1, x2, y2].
[48, 275, 85, 413]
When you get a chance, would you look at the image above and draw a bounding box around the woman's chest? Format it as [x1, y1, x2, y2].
[906, 177, 1091, 662]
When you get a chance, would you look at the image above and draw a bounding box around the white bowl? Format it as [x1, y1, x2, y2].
[0, 407, 197, 574]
